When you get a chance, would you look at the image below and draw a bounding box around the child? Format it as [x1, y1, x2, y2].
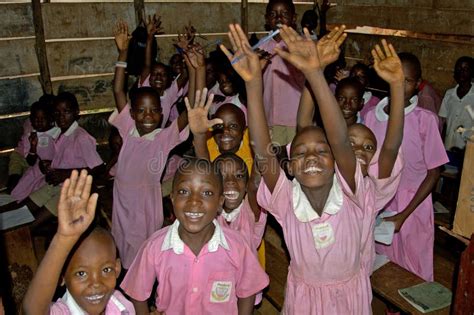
[261, 0, 306, 145]
[439, 56, 474, 151]
[11, 101, 60, 202]
[27, 92, 104, 230]
[120, 158, 269, 314]
[111, 21, 191, 269]
[221, 24, 403, 313]
[23, 170, 135, 314]
[350, 63, 381, 121]
[209, 66, 247, 119]
[365, 52, 449, 281]
[335, 77, 364, 126]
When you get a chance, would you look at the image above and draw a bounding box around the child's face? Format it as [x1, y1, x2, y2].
[149, 64, 170, 92]
[401, 62, 420, 103]
[336, 85, 363, 126]
[171, 166, 224, 236]
[170, 54, 185, 77]
[218, 158, 248, 212]
[217, 72, 236, 96]
[31, 110, 52, 132]
[212, 106, 245, 154]
[347, 124, 377, 176]
[265, 1, 296, 31]
[289, 128, 335, 189]
[55, 101, 78, 132]
[131, 94, 162, 136]
[350, 68, 369, 88]
[454, 61, 472, 84]
[110, 134, 123, 155]
[206, 63, 218, 89]
[64, 233, 120, 315]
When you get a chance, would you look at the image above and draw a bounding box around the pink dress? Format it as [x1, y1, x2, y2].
[109, 105, 189, 268]
[365, 96, 449, 281]
[11, 127, 61, 201]
[121, 220, 269, 315]
[14, 119, 33, 156]
[139, 77, 187, 128]
[260, 39, 305, 127]
[257, 165, 374, 314]
[49, 290, 135, 314]
[50, 121, 103, 170]
[359, 91, 381, 121]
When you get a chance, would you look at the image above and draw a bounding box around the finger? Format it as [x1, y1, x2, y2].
[332, 25, 346, 42]
[279, 26, 293, 44]
[229, 25, 242, 51]
[235, 24, 250, 48]
[388, 43, 398, 58]
[374, 44, 385, 61]
[227, 30, 238, 52]
[208, 118, 224, 128]
[274, 47, 291, 62]
[204, 93, 215, 112]
[86, 193, 99, 218]
[303, 28, 312, 41]
[199, 88, 208, 108]
[371, 48, 381, 66]
[286, 26, 302, 42]
[184, 96, 192, 112]
[335, 32, 347, 48]
[67, 170, 79, 198]
[381, 39, 391, 57]
[194, 89, 202, 107]
[58, 178, 71, 213]
[219, 44, 234, 62]
[80, 173, 93, 201]
[74, 169, 88, 198]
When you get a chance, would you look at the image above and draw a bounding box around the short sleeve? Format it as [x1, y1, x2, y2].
[121, 239, 159, 302]
[420, 112, 449, 169]
[335, 162, 366, 210]
[256, 168, 292, 225]
[438, 93, 449, 118]
[156, 119, 190, 155]
[77, 135, 103, 169]
[234, 241, 269, 298]
[368, 151, 404, 211]
[253, 210, 267, 249]
[48, 300, 69, 314]
[109, 104, 135, 138]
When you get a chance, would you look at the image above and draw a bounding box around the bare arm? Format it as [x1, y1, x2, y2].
[113, 21, 130, 113]
[371, 40, 405, 179]
[276, 26, 357, 192]
[131, 299, 149, 315]
[23, 171, 98, 315]
[237, 295, 256, 315]
[296, 82, 316, 132]
[140, 14, 162, 84]
[221, 24, 280, 192]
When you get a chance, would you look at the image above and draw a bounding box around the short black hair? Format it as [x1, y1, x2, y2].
[455, 56, 474, 78]
[172, 158, 223, 194]
[335, 77, 365, 99]
[214, 152, 249, 182]
[54, 92, 80, 113]
[399, 52, 422, 80]
[129, 87, 161, 110]
[30, 101, 53, 119]
[266, 0, 296, 14]
[213, 103, 246, 130]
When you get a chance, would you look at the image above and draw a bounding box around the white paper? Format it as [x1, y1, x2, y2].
[0, 194, 35, 230]
[372, 254, 390, 272]
[374, 211, 396, 245]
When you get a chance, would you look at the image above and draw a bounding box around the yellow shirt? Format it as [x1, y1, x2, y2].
[207, 128, 253, 173]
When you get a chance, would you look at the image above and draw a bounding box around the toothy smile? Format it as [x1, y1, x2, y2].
[85, 294, 105, 304]
[223, 190, 240, 200]
[303, 166, 323, 174]
[184, 212, 204, 219]
[220, 135, 234, 142]
[356, 157, 367, 165]
[142, 123, 155, 128]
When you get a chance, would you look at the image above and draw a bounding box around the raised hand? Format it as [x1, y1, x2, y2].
[371, 40, 404, 85]
[114, 20, 130, 52]
[56, 170, 98, 240]
[220, 24, 261, 82]
[145, 14, 163, 40]
[185, 88, 223, 135]
[315, 25, 347, 69]
[29, 132, 38, 150]
[184, 43, 205, 69]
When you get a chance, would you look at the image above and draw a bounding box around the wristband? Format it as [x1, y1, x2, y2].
[115, 61, 127, 68]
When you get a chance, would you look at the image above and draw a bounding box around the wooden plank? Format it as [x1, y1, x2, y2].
[0, 76, 43, 115]
[434, 0, 474, 10]
[328, 5, 473, 36]
[0, 3, 34, 38]
[0, 39, 38, 77]
[241, 0, 248, 34]
[52, 75, 115, 111]
[32, 0, 52, 94]
[46, 40, 116, 77]
[343, 0, 433, 7]
[42, 2, 135, 39]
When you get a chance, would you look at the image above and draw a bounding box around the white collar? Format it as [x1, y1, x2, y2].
[161, 219, 230, 254]
[375, 95, 418, 122]
[62, 289, 128, 314]
[362, 91, 373, 104]
[292, 174, 343, 222]
[36, 126, 61, 139]
[64, 121, 79, 136]
[220, 203, 243, 223]
[129, 126, 162, 140]
[452, 84, 474, 99]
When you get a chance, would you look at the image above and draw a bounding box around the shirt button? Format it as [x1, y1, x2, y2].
[193, 287, 198, 293]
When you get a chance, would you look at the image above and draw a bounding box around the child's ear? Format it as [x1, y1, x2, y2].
[114, 258, 122, 278]
[287, 160, 295, 177]
[60, 276, 66, 287]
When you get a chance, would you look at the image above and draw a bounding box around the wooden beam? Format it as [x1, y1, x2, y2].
[241, 0, 248, 34]
[31, 0, 52, 95]
[133, 0, 145, 27]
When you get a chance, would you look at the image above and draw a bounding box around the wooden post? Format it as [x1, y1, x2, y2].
[31, 0, 52, 95]
[134, 0, 145, 26]
[241, 0, 248, 34]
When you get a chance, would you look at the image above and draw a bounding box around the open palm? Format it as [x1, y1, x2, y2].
[186, 89, 223, 135]
[57, 170, 98, 239]
[316, 25, 347, 69]
[114, 20, 129, 51]
[372, 40, 404, 84]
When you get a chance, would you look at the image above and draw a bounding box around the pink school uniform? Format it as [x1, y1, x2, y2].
[260, 39, 305, 128]
[257, 164, 375, 314]
[365, 96, 449, 281]
[139, 77, 187, 128]
[109, 104, 188, 268]
[11, 127, 61, 202]
[49, 122, 103, 170]
[217, 197, 267, 253]
[49, 290, 135, 314]
[121, 220, 269, 315]
[359, 91, 381, 121]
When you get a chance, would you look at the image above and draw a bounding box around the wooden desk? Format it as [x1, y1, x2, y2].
[371, 256, 454, 315]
